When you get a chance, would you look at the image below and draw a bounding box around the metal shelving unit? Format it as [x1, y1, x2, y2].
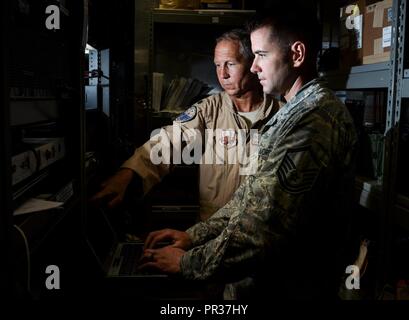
[401, 76, 409, 97]
[0, 0, 86, 297]
[375, 0, 409, 297]
[386, 0, 408, 228]
[152, 8, 255, 25]
[323, 0, 409, 300]
[324, 62, 390, 90]
[323, 0, 408, 298]
[324, 62, 390, 215]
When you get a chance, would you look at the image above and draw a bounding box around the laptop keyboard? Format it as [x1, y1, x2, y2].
[118, 244, 144, 276]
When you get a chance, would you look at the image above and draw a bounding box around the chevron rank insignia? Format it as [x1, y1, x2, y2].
[277, 146, 321, 194]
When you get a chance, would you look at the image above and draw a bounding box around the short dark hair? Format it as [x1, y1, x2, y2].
[216, 29, 254, 64]
[246, 4, 322, 64]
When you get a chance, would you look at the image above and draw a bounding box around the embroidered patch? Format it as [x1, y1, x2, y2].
[277, 146, 321, 194]
[175, 106, 197, 123]
[219, 129, 237, 148]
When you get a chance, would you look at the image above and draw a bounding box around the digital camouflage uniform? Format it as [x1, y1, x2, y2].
[180, 79, 357, 299]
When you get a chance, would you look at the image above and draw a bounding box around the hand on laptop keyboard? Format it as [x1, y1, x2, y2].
[144, 228, 192, 250]
[138, 246, 186, 274]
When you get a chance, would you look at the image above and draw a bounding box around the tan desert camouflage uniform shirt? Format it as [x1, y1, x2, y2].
[121, 92, 279, 220]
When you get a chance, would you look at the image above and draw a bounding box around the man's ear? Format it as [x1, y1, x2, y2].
[290, 41, 306, 68]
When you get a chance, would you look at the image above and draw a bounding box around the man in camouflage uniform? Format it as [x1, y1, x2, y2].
[141, 6, 357, 299]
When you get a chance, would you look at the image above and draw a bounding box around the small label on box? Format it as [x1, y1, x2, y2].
[387, 7, 393, 22]
[383, 25, 392, 48]
[355, 14, 363, 49]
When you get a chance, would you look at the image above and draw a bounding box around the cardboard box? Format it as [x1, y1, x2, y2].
[159, 0, 201, 9]
[339, 0, 366, 68]
[363, 0, 393, 64]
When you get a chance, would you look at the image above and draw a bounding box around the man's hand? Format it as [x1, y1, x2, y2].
[144, 229, 192, 250]
[139, 246, 185, 274]
[89, 168, 135, 209]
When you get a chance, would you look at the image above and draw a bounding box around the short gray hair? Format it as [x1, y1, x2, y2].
[216, 29, 254, 64]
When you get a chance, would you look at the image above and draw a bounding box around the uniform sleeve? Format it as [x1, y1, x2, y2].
[185, 178, 249, 246]
[180, 112, 346, 282]
[121, 103, 207, 194]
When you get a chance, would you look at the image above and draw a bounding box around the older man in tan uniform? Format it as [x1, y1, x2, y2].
[92, 29, 279, 220]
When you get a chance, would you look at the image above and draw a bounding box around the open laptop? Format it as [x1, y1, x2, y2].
[84, 205, 215, 300]
[84, 206, 168, 278]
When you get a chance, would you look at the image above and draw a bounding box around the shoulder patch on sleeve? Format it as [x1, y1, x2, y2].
[175, 106, 197, 123]
[277, 146, 321, 194]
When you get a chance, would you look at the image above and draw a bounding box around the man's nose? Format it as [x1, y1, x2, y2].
[250, 60, 260, 74]
[220, 66, 229, 79]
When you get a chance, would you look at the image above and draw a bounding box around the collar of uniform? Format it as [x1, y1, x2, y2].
[264, 77, 324, 128]
[221, 91, 276, 128]
[295, 77, 326, 98]
[251, 94, 280, 130]
[221, 91, 267, 114]
[221, 91, 235, 113]
[258, 93, 276, 120]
